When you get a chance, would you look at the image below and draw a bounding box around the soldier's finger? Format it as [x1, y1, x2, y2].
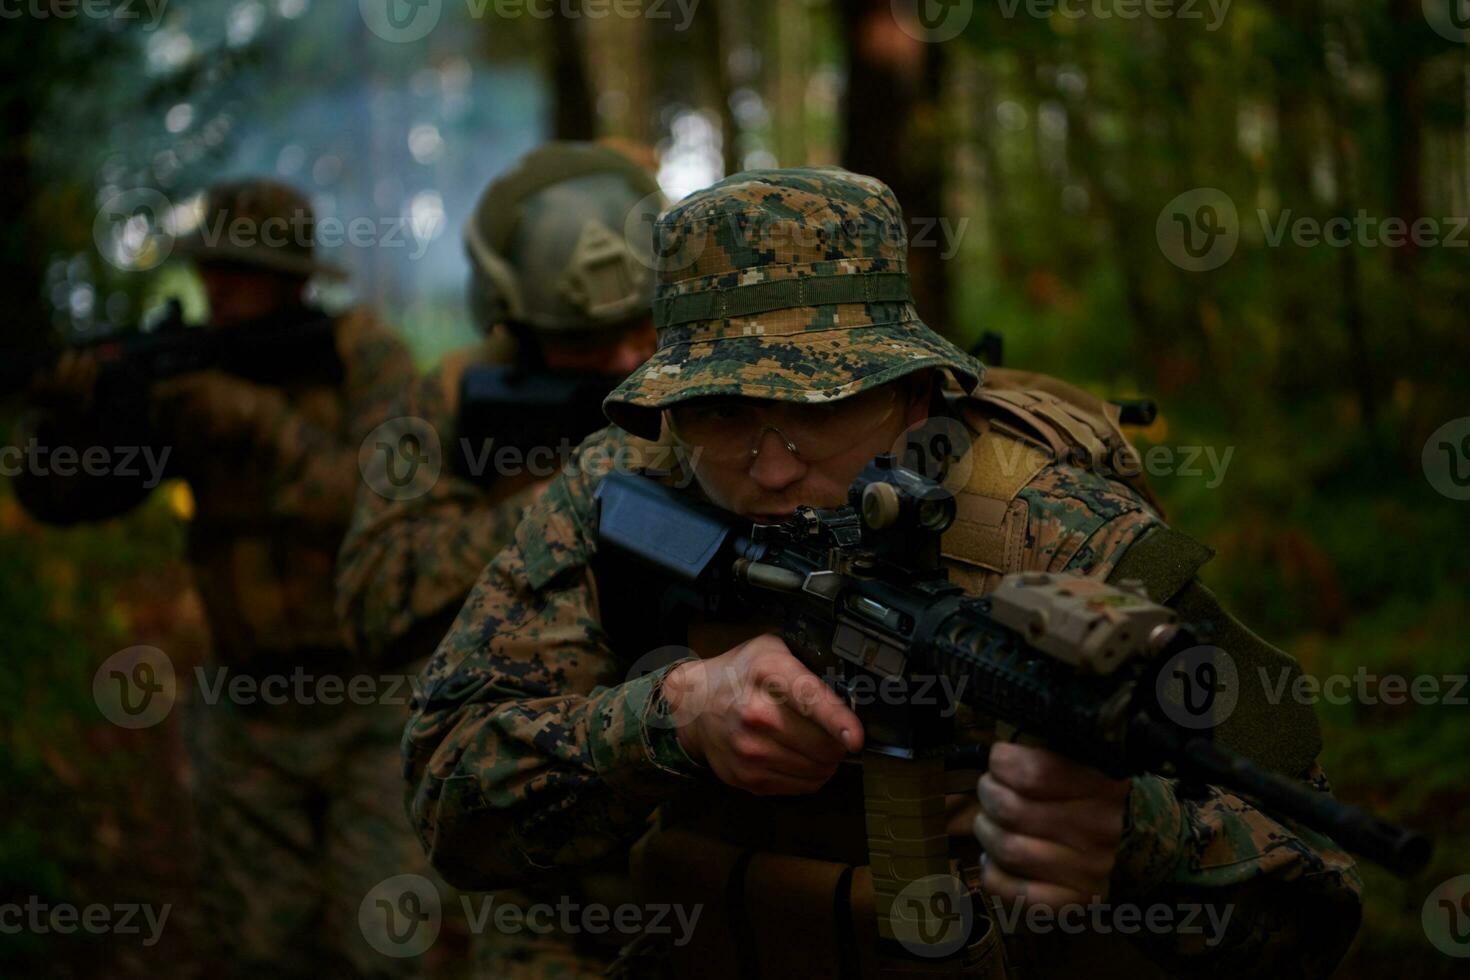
[746, 742, 841, 781]
[767, 662, 862, 754]
[979, 854, 1099, 911]
[988, 742, 1127, 802]
[762, 709, 852, 765]
[973, 811, 1113, 898]
[977, 773, 1122, 851]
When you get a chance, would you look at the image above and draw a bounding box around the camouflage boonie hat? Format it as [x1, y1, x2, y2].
[176, 179, 346, 279]
[602, 167, 982, 440]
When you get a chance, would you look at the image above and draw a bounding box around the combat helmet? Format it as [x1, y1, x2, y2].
[464, 142, 664, 335]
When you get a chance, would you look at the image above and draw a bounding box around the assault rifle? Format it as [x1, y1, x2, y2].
[1, 299, 345, 400]
[596, 456, 1430, 956]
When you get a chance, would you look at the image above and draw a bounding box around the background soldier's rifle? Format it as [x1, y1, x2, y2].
[1, 298, 345, 402]
[453, 365, 612, 485]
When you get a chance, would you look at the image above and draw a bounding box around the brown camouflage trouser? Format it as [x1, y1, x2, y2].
[187, 683, 429, 978]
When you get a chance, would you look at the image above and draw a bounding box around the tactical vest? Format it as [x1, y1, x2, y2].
[622, 373, 1322, 979]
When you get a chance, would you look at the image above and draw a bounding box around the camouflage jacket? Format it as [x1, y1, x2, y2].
[12, 307, 412, 665]
[403, 420, 1363, 978]
[335, 339, 554, 667]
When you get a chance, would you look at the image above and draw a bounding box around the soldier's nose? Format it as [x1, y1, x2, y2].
[747, 429, 805, 490]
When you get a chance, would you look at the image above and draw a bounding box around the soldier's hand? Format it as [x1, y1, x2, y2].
[31, 350, 102, 414]
[151, 370, 288, 444]
[972, 742, 1129, 909]
[663, 633, 863, 796]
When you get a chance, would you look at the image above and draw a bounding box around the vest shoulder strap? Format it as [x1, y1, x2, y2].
[940, 421, 1051, 575]
[961, 368, 1164, 516]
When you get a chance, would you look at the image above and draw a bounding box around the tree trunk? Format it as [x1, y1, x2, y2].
[838, 0, 952, 334]
[550, 1, 595, 140]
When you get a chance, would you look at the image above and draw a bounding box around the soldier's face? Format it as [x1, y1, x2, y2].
[199, 265, 307, 327]
[684, 375, 934, 522]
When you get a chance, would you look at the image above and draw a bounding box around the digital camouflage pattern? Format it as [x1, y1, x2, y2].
[335, 339, 548, 667]
[334, 343, 633, 979]
[187, 688, 425, 978]
[603, 166, 983, 439]
[13, 306, 426, 974]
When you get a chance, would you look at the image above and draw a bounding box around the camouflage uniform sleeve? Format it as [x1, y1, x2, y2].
[257, 307, 415, 525]
[334, 358, 543, 663]
[403, 428, 703, 891]
[1022, 463, 1363, 978]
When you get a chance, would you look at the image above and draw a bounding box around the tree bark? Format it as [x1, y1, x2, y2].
[550, 1, 595, 140]
[838, 0, 952, 334]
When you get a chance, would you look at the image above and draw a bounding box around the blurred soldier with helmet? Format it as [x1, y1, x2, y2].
[336, 141, 662, 977]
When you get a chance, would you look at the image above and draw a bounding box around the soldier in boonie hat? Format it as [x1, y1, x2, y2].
[603, 166, 983, 440]
[175, 178, 347, 280]
[404, 165, 1362, 980]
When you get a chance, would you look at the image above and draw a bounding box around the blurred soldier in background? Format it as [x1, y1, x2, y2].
[14, 180, 421, 977]
[335, 141, 662, 977]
